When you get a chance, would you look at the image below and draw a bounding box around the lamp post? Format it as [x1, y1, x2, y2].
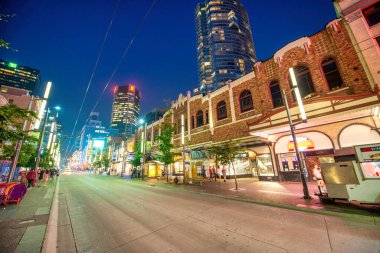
[34, 105, 61, 172]
[181, 114, 186, 184]
[139, 118, 147, 179]
[281, 67, 310, 199]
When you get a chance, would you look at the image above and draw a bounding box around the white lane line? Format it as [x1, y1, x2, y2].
[258, 190, 303, 196]
[41, 178, 60, 253]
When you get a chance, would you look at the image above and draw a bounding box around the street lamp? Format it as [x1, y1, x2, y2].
[34, 105, 61, 172]
[181, 114, 187, 184]
[281, 67, 310, 199]
[139, 118, 147, 179]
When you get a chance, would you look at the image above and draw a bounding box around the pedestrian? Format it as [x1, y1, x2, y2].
[222, 166, 227, 182]
[212, 166, 217, 181]
[26, 169, 36, 188]
[50, 168, 56, 180]
[36, 169, 43, 186]
[43, 169, 50, 186]
[209, 167, 213, 181]
[217, 166, 221, 182]
[201, 165, 206, 179]
[20, 171, 27, 185]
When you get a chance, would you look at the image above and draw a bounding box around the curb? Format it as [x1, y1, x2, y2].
[125, 178, 379, 225]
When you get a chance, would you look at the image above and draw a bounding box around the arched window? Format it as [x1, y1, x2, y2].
[191, 116, 195, 129]
[239, 90, 254, 113]
[290, 66, 315, 99]
[269, 81, 283, 108]
[196, 110, 204, 127]
[217, 101, 227, 120]
[321, 58, 343, 90]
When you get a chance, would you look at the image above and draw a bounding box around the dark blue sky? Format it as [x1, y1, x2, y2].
[1, 0, 336, 149]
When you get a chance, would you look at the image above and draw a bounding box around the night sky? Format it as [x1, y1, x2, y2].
[0, 0, 337, 154]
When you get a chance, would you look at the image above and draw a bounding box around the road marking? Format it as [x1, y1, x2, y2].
[258, 190, 303, 196]
[41, 178, 59, 253]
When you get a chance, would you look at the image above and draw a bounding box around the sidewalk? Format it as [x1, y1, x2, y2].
[0, 179, 57, 253]
[140, 177, 380, 222]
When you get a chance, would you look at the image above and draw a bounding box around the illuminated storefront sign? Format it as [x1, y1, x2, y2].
[288, 136, 314, 151]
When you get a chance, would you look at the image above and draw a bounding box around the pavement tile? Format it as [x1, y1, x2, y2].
[14, 224, 46, 253]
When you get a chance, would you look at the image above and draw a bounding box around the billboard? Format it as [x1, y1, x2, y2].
[92, 138, 105, 149]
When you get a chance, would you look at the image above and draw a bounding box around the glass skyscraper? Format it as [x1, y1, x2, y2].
[0, 59, 41, 95]
[196, 0, 256, 93]
[110, 85, 140, 138]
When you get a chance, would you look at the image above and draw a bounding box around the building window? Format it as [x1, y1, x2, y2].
[191, 116, 195, 129]
[239, 89, 254, 113]
[269, 81, 283, 108]
[217, 101, 227, 120]
[196, 110, 204, 127]
[205, 110, 209, 124]
[321, 58, 343, 90]
[290, 66, 315, 99]
[363, 2, 380, 27]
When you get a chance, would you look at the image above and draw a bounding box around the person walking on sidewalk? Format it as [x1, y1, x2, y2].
[37, 169, 44, 186]
[43, 169, 50, 186]
[26, 169, 36, 188]
[212, 166, 217, 181]
[217, 166, 221, 182]
[209, 167, 213, 182]
[222, 166, 227, 182]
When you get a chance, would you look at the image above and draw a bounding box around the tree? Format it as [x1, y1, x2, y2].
[131, 140, 142, 169]
[154, 123, 175, 182]
[102, 153, 110, 172]
[0, 105, 37, 147]
[0, 14, 17, 51]
[208, 142, 243, 190]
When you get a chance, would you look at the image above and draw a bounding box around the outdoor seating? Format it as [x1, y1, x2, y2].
[0, 183, 27, 206]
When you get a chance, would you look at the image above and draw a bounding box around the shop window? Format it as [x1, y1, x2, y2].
[321, 58, 343, 90]
[205, 110, 209, 124]
[363, 2, 380, 27]
[269, 81, 283, 108]
[290, 65, 315, 99]
[239, 89, 254, 113]
[196, 110, 204, 127]
[217, 100, 227, 120]
[191, 116, 195, 129]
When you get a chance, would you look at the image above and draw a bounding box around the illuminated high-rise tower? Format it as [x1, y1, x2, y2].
[195, 0, 256, 93]
[110, 84, 140, 138]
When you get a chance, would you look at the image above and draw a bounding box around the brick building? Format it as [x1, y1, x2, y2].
[136, 18, 380, 182]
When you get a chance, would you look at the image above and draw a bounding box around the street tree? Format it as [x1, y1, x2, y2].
[102, 154, 110, 172]
[131, 140, 142, 169]
[154, 123, 175, 182]
[208, 142, 243, 190]
[0, 104, 37, 146]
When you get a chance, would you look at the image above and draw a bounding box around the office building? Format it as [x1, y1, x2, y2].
[195, 0, 256, 93]
[0, 59, 41, 95]
[110, 85, 140, 138]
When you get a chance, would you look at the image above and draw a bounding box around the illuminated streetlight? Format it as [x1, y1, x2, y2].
[281, 68, 310, 199]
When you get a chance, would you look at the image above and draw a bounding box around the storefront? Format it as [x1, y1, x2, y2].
[274, 131, 335, 182]
[247, 145, 277, 181]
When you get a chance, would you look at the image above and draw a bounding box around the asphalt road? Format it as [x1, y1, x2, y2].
[56, 174, 380, 253]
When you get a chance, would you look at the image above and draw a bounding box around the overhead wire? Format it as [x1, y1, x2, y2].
[63, 0, 120, 159]
[64, 0, 158, 161]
